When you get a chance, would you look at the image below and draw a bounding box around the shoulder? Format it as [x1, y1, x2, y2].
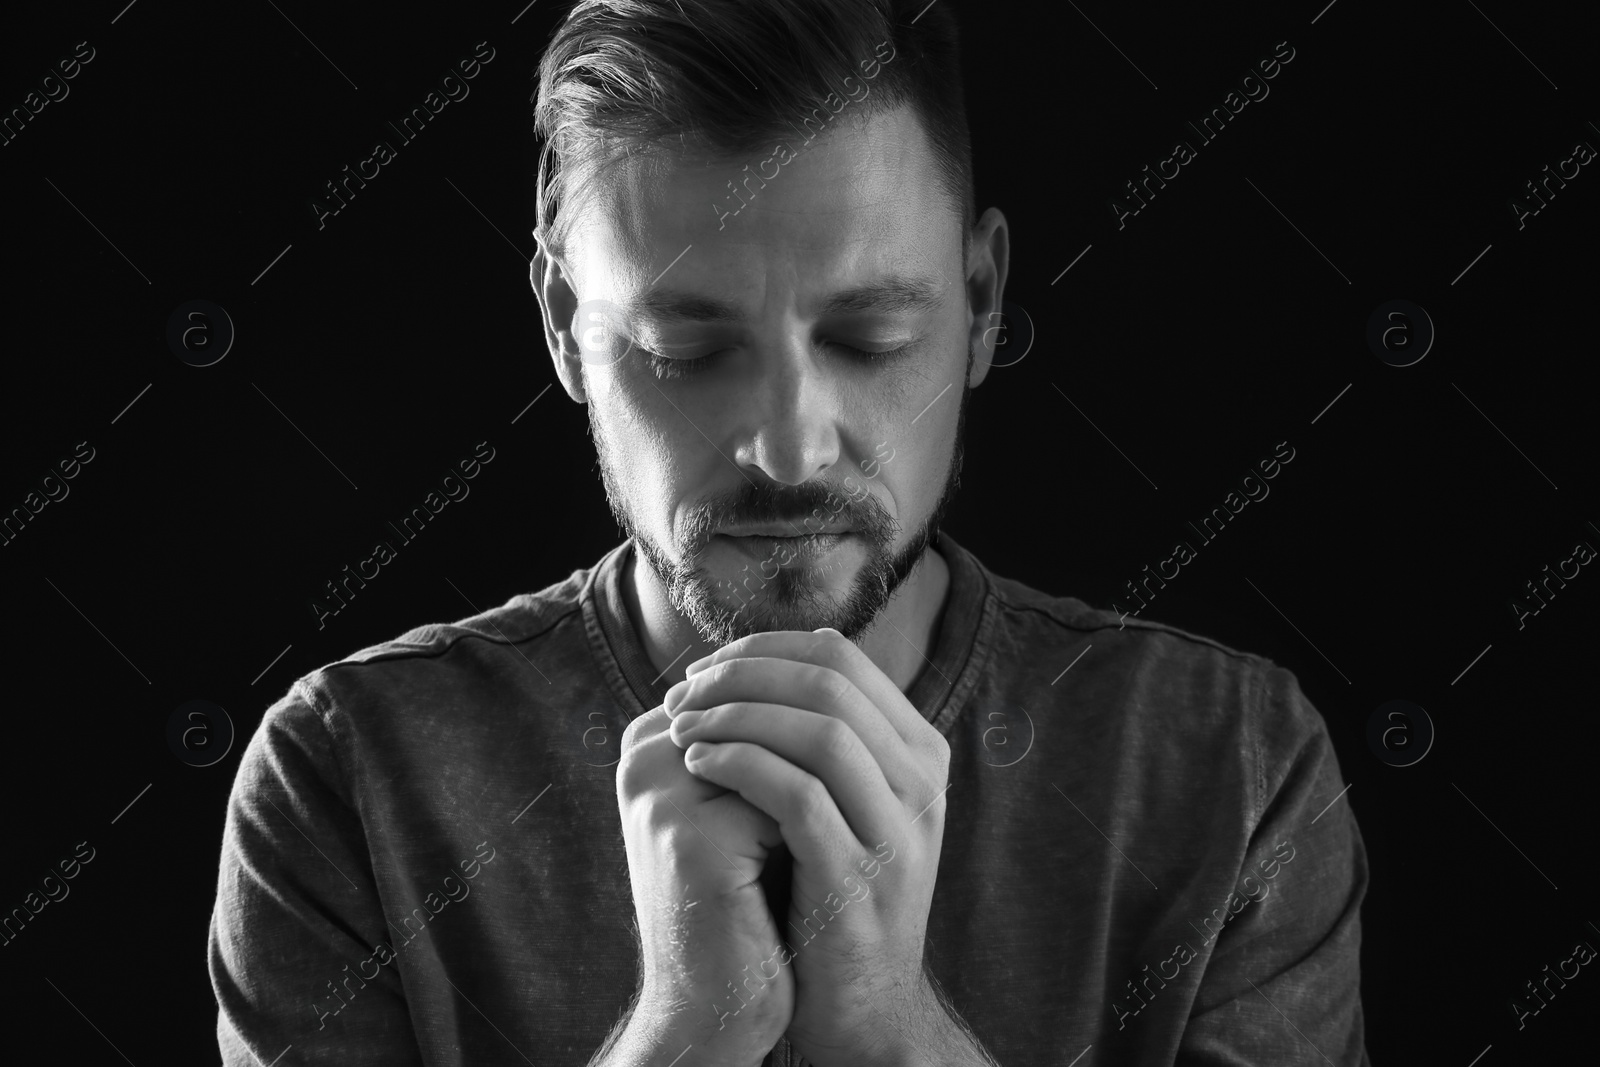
[966, 546, 1327, 812]
[975, 547, 1273, 699]
[264, 560, 599, 737]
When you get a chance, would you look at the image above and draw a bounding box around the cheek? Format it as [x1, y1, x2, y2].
[620, 407, 727, 536]
[857, 460, 929, 531]
[892, 376, 961, 494]
[596, 400, 678, 493]
[606, 381, 685, 459]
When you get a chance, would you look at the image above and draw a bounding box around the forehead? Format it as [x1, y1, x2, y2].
[567, 105, 959, 317]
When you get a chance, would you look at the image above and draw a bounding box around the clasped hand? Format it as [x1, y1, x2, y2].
[660, 627, 952, 1063]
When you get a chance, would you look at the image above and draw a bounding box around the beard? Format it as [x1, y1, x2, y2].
[587, 357, 971, 649]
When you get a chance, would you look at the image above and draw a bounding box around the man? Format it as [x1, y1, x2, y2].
[209, 1, 1370, 1064]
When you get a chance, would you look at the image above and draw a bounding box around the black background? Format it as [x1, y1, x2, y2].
[1, 0, 1595, 1062]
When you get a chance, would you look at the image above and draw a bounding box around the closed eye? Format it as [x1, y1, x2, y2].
[640, 341, 915, 381]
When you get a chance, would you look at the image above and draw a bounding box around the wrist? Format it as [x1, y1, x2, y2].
[865, 980, 991, 1067]
[611, 987, 781, 1067]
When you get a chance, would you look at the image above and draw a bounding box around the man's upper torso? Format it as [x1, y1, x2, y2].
[209, 530, 1369, 1065]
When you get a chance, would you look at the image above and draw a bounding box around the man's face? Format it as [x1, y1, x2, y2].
[557, 105, 988, 648]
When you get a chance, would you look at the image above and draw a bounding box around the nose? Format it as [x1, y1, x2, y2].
[731, 342, 843, 486]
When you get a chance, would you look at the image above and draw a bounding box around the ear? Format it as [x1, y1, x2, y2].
[530, 237, 587, 404]
[964, 206, 1011, 390]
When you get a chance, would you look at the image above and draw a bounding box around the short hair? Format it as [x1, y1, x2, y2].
[531, 0, 976, 274]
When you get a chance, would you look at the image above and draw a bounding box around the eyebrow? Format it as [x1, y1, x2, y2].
[622, 274, 947, 325]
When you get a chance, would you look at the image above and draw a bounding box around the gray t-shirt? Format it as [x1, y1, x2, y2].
[209, 530, 1370, 1065]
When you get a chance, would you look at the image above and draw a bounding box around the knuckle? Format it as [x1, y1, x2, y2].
[619, 719, 642, 752]
[911, 719, 950, 765]
[617, 711, 669, 787]
[620, 716, 652, 751]
[704, 701, 739, 726]
[811, 664, 852, 707]
[707, 657, 742, 689]
[620, 707, 660, 747]
[816, 717, 857, 764]
[616, 744, 650, 792]
[808, 628, 841, 653]
[794, 776, 833, 823]
[811, 629, 853, 670]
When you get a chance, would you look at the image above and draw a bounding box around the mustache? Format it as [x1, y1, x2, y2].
[682, 480, 887, 547]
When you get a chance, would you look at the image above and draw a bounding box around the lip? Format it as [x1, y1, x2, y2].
[720, 524, 853, 537]
[714, 532, 852, 560]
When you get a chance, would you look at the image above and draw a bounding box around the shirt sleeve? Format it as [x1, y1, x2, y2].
[1176, 663, 1371, 1066]
[207, 676, 424, 1065]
